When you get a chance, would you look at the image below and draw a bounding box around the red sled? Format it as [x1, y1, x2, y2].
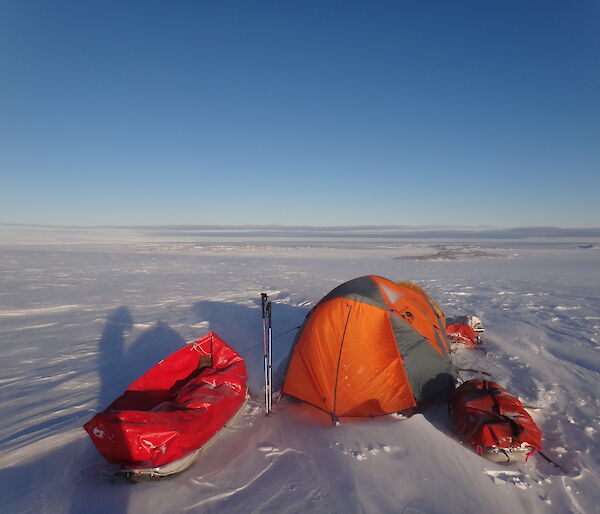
[446, 323, 479, 348]
[83, 332, 247, 479]
[451, 379, 542, 463]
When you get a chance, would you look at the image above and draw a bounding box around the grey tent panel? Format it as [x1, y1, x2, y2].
[389, 315, 456, 404]
[318, 276, 387, 310]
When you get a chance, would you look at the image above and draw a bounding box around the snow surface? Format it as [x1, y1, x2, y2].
[1, 230, 600, 513]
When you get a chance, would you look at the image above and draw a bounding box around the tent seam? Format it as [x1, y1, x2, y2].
[332, 303, 353, 419]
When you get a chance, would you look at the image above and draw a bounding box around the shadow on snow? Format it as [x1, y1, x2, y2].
[190, 299, 310, 395]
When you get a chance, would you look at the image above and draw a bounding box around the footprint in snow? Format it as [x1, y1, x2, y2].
[258, 445, 278, 452]
[329, 441, 405, 461]
[485, 470, 530, 490]
[258, 444, 303, 459]
[402, 500, 435, 514]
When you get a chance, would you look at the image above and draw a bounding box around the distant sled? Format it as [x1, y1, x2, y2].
[83, 332, 247, 480]
[446, 315, 484, 349]
[445, 323, 479, 348]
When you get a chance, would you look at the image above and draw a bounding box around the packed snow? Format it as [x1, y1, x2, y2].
[1, 227, 599, 513]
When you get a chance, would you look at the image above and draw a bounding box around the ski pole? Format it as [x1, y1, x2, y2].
[266, 301, 273, 414]
[261, 293, 269, 414]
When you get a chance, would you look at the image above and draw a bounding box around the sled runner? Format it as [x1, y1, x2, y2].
[83, 332, 247, 479]
[451, 379, 541, 463]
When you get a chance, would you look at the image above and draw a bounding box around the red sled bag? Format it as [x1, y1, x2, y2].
[84, 332, 247, 478]
[445, 323, 479, 348]
[451, 379, 542, 463]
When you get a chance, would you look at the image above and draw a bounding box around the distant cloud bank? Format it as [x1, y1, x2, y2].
[2, 223, 600, 244]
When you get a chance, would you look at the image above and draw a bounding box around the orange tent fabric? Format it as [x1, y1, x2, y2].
[282, 275, 456, 421]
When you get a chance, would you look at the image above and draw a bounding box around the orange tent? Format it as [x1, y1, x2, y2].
[282, 275, 456, 422]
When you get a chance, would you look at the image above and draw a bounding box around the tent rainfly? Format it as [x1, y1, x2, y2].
[282, 275, 456, 422]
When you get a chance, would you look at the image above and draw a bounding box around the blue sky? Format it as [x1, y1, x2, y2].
[1, 1, 599, 228]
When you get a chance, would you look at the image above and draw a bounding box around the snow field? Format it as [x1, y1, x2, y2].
[0, 241, 599, 513]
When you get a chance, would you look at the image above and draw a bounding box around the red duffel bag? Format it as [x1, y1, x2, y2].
[451, 379, 542, 463]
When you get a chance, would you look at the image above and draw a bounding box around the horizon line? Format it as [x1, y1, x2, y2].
[2, 222, 600, 240]
[2, 222, 600, 231]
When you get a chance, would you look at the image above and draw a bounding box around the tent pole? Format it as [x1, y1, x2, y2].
[266, 301, 273, 414]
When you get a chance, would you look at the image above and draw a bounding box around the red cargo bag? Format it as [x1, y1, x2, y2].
[445, 323, 479, 348]
[451, 379, 542, 463]
[84, 332, 247, 471]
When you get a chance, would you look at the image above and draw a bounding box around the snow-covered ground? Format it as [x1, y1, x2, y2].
[1, 229, 599, 513]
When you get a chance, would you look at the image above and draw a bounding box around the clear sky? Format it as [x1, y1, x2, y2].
[1, 1, 599, 228]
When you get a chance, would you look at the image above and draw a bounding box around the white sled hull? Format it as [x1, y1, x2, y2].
[481, 446, 534, 463]
[123, 448, 202, 480]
